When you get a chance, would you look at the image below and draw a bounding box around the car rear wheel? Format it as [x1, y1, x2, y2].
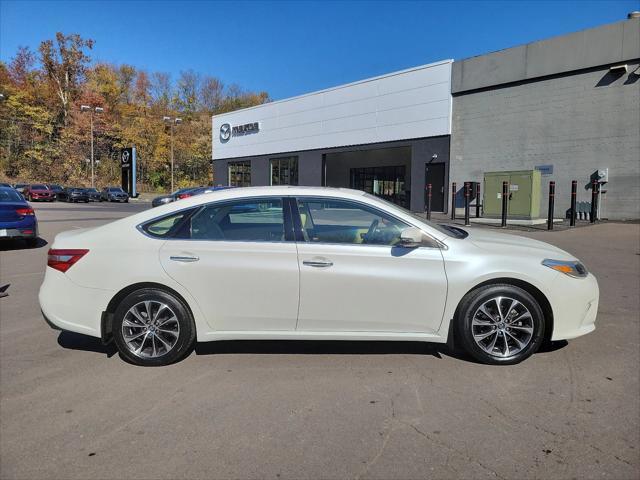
[113, 288, 196, 366]
[456, 284, 545, 365]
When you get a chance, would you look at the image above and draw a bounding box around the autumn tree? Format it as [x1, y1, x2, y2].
[39, 33, 94, 124]
[2, 32, 270, 190]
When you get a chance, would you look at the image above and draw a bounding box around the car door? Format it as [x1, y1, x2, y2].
[294, 197, 447, 334]
[157, 196, 300, 332]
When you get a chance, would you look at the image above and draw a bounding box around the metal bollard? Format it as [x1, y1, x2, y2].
[547, 181, 555, 230]
[464, 182, 471, 226]
[501, 181, 509, 228]
[590, 180, 598, 223]
[475, 182, 481, 218]
[570, 180, 577, 227]
[451, 182, 456, 220]
[425, 184, 432, 221]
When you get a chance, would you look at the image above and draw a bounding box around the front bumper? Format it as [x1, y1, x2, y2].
[549, 272, 599, 341]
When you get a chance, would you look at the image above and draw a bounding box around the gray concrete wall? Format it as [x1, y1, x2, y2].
[450, 60, 640, 220]
[452, 18, 640, 93]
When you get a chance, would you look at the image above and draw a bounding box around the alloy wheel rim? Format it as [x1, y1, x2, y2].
[471, 296, 534, 358]
[122, 300, 180, 358]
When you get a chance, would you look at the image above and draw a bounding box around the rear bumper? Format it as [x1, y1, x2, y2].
[39, 268, 114, 338]
[0, 228, 37, 239]
[0, 218, 38, 238]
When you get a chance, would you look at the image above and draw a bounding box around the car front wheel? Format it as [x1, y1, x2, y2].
[456, 284, 545, 365]
[113, 288, 196, 366]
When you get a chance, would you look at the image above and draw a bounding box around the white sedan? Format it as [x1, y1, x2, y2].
[39, 187, 598, 366]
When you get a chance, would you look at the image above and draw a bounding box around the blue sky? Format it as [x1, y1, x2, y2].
[1, 0, 637, 100]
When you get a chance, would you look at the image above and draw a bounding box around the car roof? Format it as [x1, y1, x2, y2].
[152, 186, 367, 212]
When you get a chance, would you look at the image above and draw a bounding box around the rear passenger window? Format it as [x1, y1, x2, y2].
[187, 199, 285, 242]
[142, 209, 195, 238]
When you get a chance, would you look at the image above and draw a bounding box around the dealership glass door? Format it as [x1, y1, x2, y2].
[350, 166, 407, 207]
[271, 156, 299, 185]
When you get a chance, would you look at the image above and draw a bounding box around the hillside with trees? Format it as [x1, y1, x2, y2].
[0, 33, 269, 191]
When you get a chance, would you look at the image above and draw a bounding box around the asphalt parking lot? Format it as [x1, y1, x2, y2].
[0, 201, 638, 479]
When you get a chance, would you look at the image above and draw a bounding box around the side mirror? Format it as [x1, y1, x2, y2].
[399, 227, 424, 248]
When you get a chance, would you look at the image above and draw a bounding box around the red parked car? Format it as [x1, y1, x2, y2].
[24, 184, 55, 202]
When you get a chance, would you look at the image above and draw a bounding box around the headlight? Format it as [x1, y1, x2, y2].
[542, 259, 588, 278]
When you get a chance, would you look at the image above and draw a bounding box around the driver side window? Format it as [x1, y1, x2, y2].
[296, 198, 408, 246]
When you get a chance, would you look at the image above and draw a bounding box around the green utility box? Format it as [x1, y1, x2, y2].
[483, 170, 541, 219]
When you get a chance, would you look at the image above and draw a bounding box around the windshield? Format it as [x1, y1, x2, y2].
[362, 193, 465, 239]
[32, 184, 48, 190]
[86, 188, 98, 193]
[109, 187, 124, 192]
[0, 188, 24, 202]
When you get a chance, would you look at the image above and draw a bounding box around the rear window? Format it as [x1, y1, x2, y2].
[32, 184, 48, 190]
[141, 209, 196, 238]
[0, 188, 23, 202]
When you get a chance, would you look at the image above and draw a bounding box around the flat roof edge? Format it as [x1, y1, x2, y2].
[212, 59, 453, 119]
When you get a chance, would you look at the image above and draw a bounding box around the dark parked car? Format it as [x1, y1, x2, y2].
[24, 184, 54, 202]
[151, 187, 200, 208]
[101, 187, 129, 203]
[13, 183, 28, 195]
[58, 187, 89, 203]
[84, 187, 101, 202]
[47, 184, 64, 199]
[0, 186, 38, 246]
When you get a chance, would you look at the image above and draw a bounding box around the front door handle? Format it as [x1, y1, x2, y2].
[303, 260, 333, 268]
[170, 255, 199, 263]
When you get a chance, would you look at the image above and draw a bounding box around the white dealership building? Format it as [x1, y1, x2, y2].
[212, 60, 453, 212]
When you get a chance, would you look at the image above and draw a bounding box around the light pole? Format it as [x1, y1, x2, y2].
[80, 105, 104, 188]
[163, 116, 182, 192]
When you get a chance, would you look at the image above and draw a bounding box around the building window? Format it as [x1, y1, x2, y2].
[228, 162, 251, 187]
[350, 166, 407, 208]
[270, 156, 298, 186]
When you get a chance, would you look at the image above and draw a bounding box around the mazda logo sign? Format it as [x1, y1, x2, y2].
[121, 150, 130, 165]
[220, 123, 231, 142]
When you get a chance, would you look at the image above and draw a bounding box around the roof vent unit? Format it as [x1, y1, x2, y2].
[628, 11, 640, 19]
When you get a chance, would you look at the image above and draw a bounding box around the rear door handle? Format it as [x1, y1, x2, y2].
[170, 255, 199, 263]
[303, 260, 333, 268]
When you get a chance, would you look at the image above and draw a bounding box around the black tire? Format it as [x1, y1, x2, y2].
[456, 284, 545, 365]
[113, 288, 196, 366]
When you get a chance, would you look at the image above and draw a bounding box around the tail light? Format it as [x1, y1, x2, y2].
[177, 193, 192, 200]
[47, 249, 89, 273]
[16, 207, 35, 216]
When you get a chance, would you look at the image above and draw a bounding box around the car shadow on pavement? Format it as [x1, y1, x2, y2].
[54, 333, 569, 364]
[0, 237, 48, 251]
[57, 331, 117, 357]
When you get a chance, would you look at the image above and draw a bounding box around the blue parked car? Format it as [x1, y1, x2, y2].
[0, 186, 38, 246]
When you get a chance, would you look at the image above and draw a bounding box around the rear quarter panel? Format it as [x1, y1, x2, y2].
[52, 222, 210, 338]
